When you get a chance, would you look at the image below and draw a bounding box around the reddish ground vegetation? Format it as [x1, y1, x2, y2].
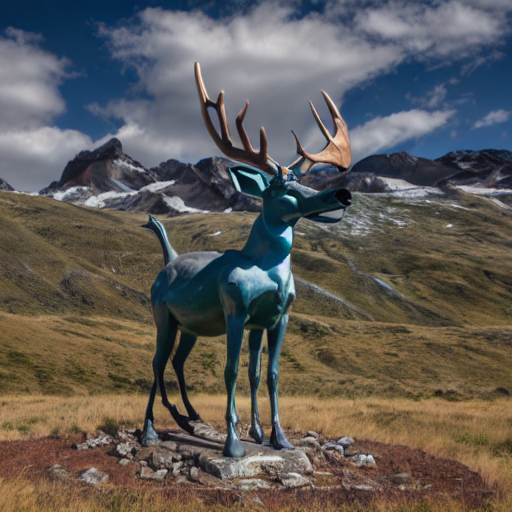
[0, 434, 495, 511]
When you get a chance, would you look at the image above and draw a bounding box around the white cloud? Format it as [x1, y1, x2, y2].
[93, 3, 403, 168]
[408, 83, 447, 109]
[0, 29, 69, 130]
[473, 109, 511, 129]
[0, 29, 93, 190]
[0, 127, 92, 191]
[91, 1, 511, 171]
[350, 109, 456, 161]
[354, 1, 510, 59]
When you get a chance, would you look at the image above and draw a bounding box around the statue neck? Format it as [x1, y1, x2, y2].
[241, 213, 294, 269]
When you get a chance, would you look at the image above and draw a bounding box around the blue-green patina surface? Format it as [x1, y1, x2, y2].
[142, 166, 351, 457]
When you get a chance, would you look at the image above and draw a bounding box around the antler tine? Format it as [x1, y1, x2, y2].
[195, 62, 277, 176]
[291, 90, 351, 172]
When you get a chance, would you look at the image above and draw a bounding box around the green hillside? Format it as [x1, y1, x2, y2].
[1, 189, 512, 399]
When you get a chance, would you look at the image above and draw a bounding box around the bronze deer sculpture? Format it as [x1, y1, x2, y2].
[142, 62, 352, 457]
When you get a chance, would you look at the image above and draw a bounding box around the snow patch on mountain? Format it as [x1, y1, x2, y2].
[164, 196, 208, 213]
[113, 158, 147, 174]
[140, 180, 176, 193]
[85, 190, 136, 208]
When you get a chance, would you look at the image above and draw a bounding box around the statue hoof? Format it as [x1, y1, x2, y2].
[223, 436, 245, 458]
[249, 424, 264, 444]
[169, 405, 195, 434]
[142, 420, 159, 446]
[270, 426, 294, 450]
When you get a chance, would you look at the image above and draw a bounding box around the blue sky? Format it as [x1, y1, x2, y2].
[1, 0, 511, 191]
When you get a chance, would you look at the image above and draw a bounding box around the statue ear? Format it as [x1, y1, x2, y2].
[229, 165, 271, 199]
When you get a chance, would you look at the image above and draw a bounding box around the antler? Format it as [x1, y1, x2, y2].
[290, 91, 351, 173]
[195, 62, 278, 176]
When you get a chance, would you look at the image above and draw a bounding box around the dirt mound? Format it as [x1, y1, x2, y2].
[0, 431, 494, 511]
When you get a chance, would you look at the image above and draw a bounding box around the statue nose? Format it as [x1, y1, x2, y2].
[336, 188, 352, 206]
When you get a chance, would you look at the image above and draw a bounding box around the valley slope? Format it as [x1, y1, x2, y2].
[1, 188, 511, 399]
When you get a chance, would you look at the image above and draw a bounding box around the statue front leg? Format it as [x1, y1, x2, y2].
[223, 314, 246, 457]
[248, 329, 264, 444]
[267, 314, 294, 450]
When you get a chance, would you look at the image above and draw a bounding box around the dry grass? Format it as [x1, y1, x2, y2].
[1, 394, 511, 508]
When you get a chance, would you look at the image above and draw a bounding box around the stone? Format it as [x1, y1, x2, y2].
[199, 446, 312, 480]
[336, 436, 354, 447]
[236, 478, 272, 491]
[189, 466, 200, 482]
[80, 467, 109, 486]
[148, 449, 181, 470]
[191, 422, 227, 442]
[119, 458, 131, 466]
[177, 447, 194, 460]
[322, 442, 344, 455]
[278, 472, 313, 488]
[156, 469, 168, 480]
[296, 437, 321, 449]
[390, 472, 412, 485]
[47, 464, 70, 481]
[353, 484, 376, 491]
[175, 476, 190, 484]
[75, 433, 113, 450]
[134, 446, 158, 461]
[137, 466, 168, 481]
[172, 461, 184, 474]
[160, 440, 178, 451]
[117, 430, 139, 443]
[348, 454, 376, 468]
[113, 442, 135, 458]
[86, 432, 113, 448]
[306, 430, 320, 439]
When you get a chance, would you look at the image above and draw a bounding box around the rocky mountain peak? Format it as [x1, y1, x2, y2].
[73, 137, 124, 162]
[40, 138, 153, 195]
[0, 178, 14, 192]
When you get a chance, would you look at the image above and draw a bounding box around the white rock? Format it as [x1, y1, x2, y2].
[237, 478, 272, 491]
[115, 442, 134, 457]
[336, 436, 354, 447]
[119, 458, 131, 466]
[296, 437, 321, 448]
[353, 483, 376, 491]
[279, 472, 313, 488]
[137, 466, 168, 480]
[160, 440, 178, 451]
[322, 442, 344, 454]
[172, 461, 184, 474]
[349, 454, 376, 468]
[199, 450, 312, 480]
[80, 467, 109, 486]
[189, 466, 200, 481]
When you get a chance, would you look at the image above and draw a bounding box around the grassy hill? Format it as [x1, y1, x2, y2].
[1, 189, 512, 399]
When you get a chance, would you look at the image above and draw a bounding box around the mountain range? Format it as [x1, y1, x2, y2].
[1, 139, 512, 397]
[2, 138, 511, 213]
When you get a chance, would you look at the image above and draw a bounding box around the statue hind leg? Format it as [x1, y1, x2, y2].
[142, 304, 178, 445]
[248, 328, 264, 444]
[172, 331, 202, 423]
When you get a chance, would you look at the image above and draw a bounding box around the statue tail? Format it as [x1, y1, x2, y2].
[142, 215, 178, 266]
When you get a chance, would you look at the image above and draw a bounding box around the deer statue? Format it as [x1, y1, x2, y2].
[141, 62, 352, 457]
